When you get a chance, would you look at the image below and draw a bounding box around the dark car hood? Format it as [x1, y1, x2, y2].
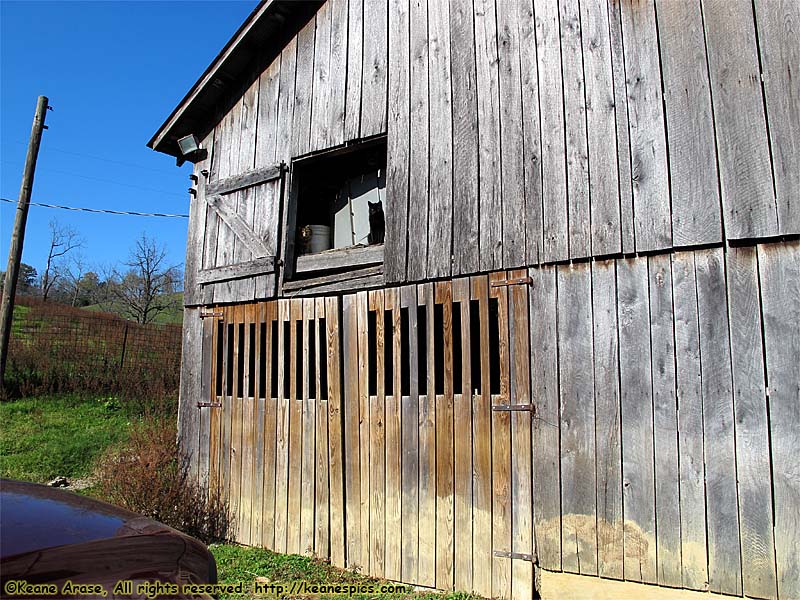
[0, 479, 149, 559]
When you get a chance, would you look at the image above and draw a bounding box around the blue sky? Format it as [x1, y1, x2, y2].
[1, 0, 257, 280]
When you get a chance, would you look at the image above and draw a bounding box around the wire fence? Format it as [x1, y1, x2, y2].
[5, 296, 182, 400]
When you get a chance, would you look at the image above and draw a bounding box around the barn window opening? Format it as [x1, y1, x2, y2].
[237, 324, 245, 398]
[216, 321, 224, 397]
[283, 321, 291, 398]
[488, 298, 501, 395]
[292, 138, 387, 257]
[452, 303, 462, 392]
[434, 303, 444, 395]
[368, 310, 377, 395]
[295, 321, 303, 399]
[259, 322, 267, 399]
[226, 324, 234, 396]
[384, 310, 394, 396]
[308, 319, 317, 398]
[318, 319, 328, 400]
[248, 323, 256, 398]
[469, 300, 481, 392]
[271, 320, 279, 398]
[417, 306, 427, 392]
[401, 307, 410, 395]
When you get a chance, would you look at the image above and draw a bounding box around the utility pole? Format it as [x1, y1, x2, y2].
[0, 95, 50, 391]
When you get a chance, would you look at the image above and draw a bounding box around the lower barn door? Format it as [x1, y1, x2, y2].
[204, 298, 344, 564]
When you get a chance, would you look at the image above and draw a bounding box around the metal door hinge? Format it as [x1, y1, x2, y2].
[490, 276, 533, 288]
[199, 310, 223, 319]
[492, 404, 536, 413]
[494, 551, 534, 562]
[197, 402, 222, 408]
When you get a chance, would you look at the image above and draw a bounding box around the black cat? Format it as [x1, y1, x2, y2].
[367, 200, 385, 244]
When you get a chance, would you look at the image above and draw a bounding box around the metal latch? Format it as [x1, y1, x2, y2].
[197, 402, 222, 408]
[199, 310, 223, 319]
[490, 276, 533, 288]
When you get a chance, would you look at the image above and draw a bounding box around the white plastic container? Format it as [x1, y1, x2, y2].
[308, 224, 332, 253]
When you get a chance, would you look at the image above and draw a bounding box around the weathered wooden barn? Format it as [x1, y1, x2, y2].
[149, 0, 799, 597]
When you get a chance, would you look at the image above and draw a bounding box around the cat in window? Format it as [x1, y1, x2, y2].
[367, 200, 385, 245]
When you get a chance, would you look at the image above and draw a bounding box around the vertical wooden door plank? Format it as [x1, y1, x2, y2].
[654, 0, 721, 247]
[471, 275, 492, 598]
[251, 304, 264, 546]
[255, 57, 280, 169]
[315, 297, 330, 559]
[557, 264, 597, 576]
[230, 306, 244, 541]
[386, 0, 411, 283]
[449, 0, 479, 276]
[451, 277, 473, 592]
[356, 291, 371, 569]
[310, 1, 332, 152]
[209, 310, 222, 495]
[274, 300, 290, 553]
[328, 0, 348, 147]
[753, 0, 800, 235]
[361, 0, 388, 137]
[529, 265, 560, 572]
[726, 246, 777, 599]
[342, 293, 362, 568]
[758, 241, 800, 599]
[535, 0, 568, 262]
[178, 309, 202, 480]
[671, 251, 708, 590]
[619, 0, 671, 252]
[489, 272, 512, 599]
[239, 305, 255, 546]
[695, 247, 742, 596]
[221, 307, 233, 515]
[344, 0, 363, 141]
[287, 300, 304, 555]
[384, 288, 403, 580]
[648, 255, 681, 587]
[262, 302, 278, 551]
[400, 284, 420, 584]
[702, 0, 778, 239]
[276, 37, 297, 164]
[592, 260, 624, 579]
[369, 291, 386, 577]
[291, 18, 316, 158]
[434, 282, 454, 590]
[326, 295, 346, 567]
[617, 258, 656, 583]
[198, 315, 214, 488]
[406, 0, 429, 282]
[508, 269, 533, 600]
[474, 0, 503, 271]
[418, 283, 436, 587]
[300, 299, 316, 554]
[581, 0, 621, 256]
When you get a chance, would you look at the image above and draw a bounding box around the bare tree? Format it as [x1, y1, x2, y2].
[109, 234, 182, 324]
[41, 220, 83, 301]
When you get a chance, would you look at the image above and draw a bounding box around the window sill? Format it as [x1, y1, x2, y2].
[294, 243, 384, 276]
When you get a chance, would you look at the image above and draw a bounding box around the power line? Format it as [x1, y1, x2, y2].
[0, 197, 188, 218]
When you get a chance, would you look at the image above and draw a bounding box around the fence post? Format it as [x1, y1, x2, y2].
[119, 323, 129, 370]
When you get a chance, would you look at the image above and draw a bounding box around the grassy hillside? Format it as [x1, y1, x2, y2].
[82, 292, 184, 325]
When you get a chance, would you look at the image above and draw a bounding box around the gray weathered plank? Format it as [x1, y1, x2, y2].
[361, 0, 388, 137]
[418, 283, 436, 587]
[647, 254, 681, 588]
[345, 0, 363, 140]
[535, 0, 568, 262]
[654, 0, 721, 247]
[560, 0, 591, 259]
[342, 293, 362, 568]
[529, 265, 561, 571]
[758, 241, 800, 599]
[385, 0, 410, 283]
[426, 0, 452, 280]
[178, 308, 203, 479]
[497, 0, 526, 268]
[197, 256, 276, 285]
[695, 247, 742, 596]
[449, 0, 479, 276]
[557, 263, 597, 575]
[726, 246, 777, 600]
[754, 0, 800, 235]
[184, 129, 214, 307]
[283, 273, 384, 298]
[617, 257, 656, 583]
[291, 17, 316, 158]
[256, 57, 281, 168]
[327, 0, 348, 147]
[591, 259, 623, 580]
[310, 0, 333, 152]
[276, 37, 297, 164]
[702, 0, 778, 239]
[282, 265, 383, 293]
[295, 244, 384, 274]
[206, 194, 272, 258]
[406, 0, 429, 282]
[581, 0, 621, 256]
[474, 0, 503, 271]
[670, 251, 708, 591]
[619, 0, 671, 252]
[206, 164, 283, 197]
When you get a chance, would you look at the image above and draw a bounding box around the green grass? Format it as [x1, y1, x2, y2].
[0, 394, 133, 483]
[82, 292, 184, 325]
[210, 545, 481, 599]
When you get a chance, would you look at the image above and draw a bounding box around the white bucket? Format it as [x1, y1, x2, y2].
[308, 224, 332, 253]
